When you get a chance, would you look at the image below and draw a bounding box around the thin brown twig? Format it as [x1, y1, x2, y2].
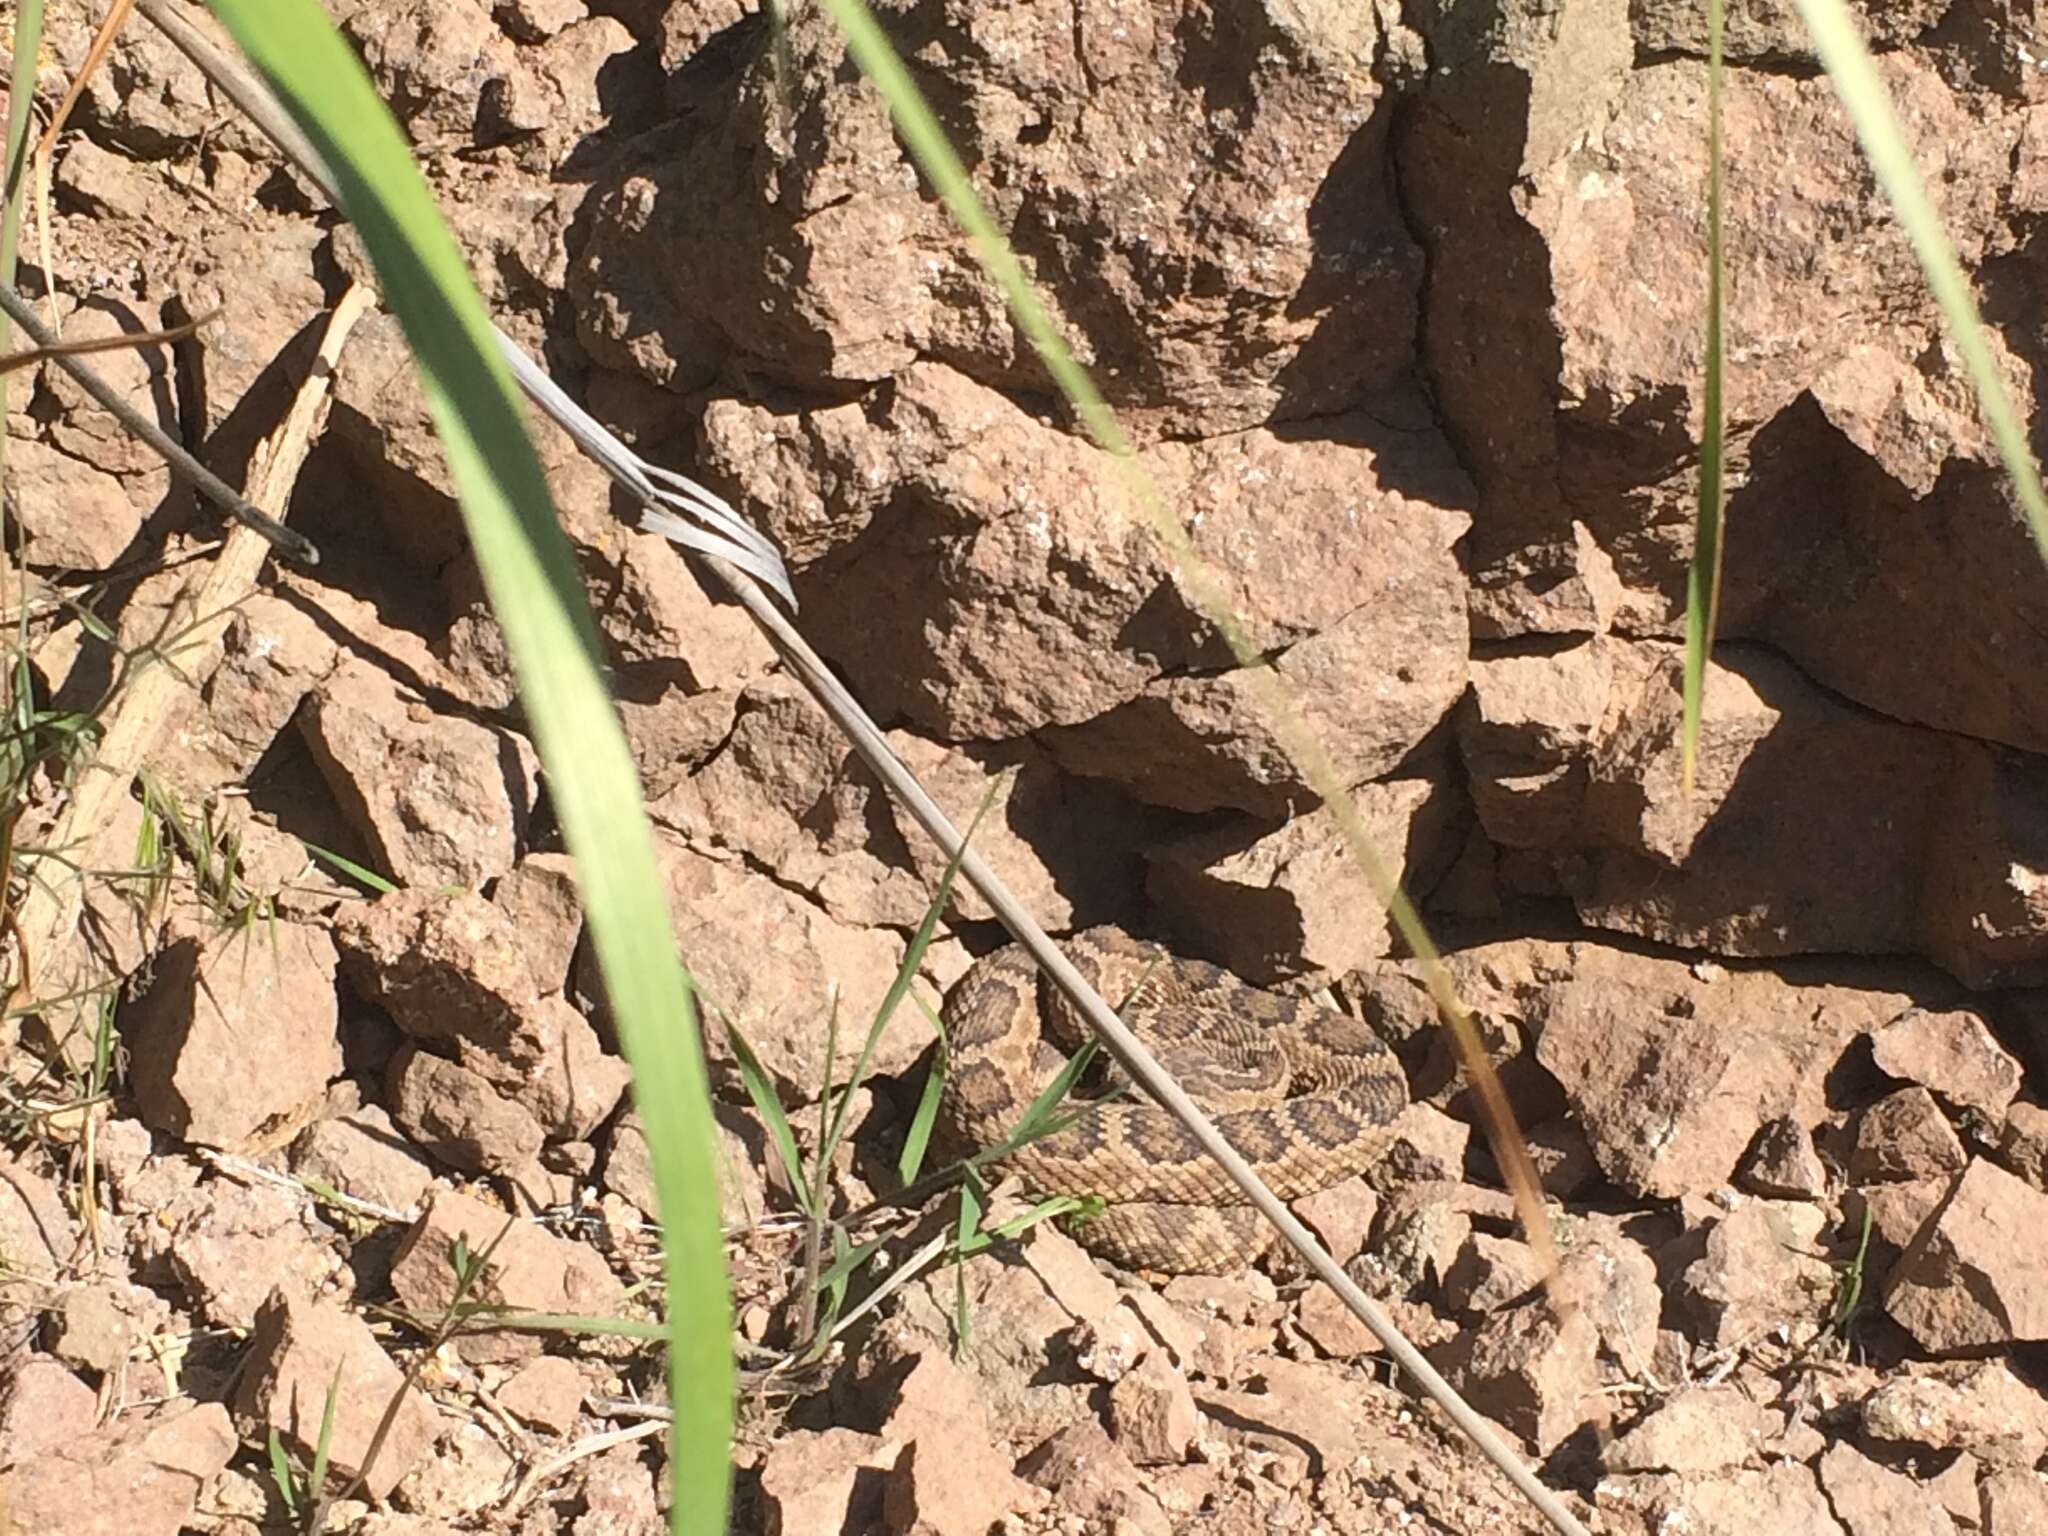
[500, 1420, 668, 1516]
[0, 304, 220, 375]
[36, 0, 140, 165]
[11, 282, 359, 1068]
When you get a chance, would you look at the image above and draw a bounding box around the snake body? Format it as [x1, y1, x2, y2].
[937, 927, 1409, 1273]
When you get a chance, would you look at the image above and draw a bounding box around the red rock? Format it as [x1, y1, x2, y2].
[1074, 1306, 1150, 1387]
[619, 0, 1422, 437]
[660, 681, 1113, 933]
[1428, 1291, 1598, 1455]
[882, 1264, 1093, 1451]
[698, 372, 1471, 823]
[1984, 1471, 2048, 1535]
[1018, 1419, 1170, 1536]
[1108, 1352, 1199, 1465]
[1160, 1269, 1280, 1326]
[650, 838, 918, 1094]
[603, 1104, 768, 1231]
[0, 1401, 233, 1536]
[1999, 1100, 2048, 1192]
[1021, 1222, 1122, 1329]
[1850, 1178, 1951, 1271]
[126, 926, 341, 1154]
[166, 1177, 340, 1331]
[49, 1285, 139, 1375]
[1372, 1196, 1472, 1298]
[290, 1102, 436, 1215]
[389, 1189, 625, 1362]
[1886, 1160, 2048, 1350]
[1556, 1221, 1662, 1370]
[1524, 1116, 1601, 1198]
[1117, 1287, 1207, 1374]
[0, 1153, 75, 1336]
[1460, 643, 1620, 848]
[1566, 648, 1959, 959]
[1440, 1233, 1545, 1315]
[1534, 942, 1900, 1199]
[0, 1355, 97, 1459]
[1374, 1101, 1473, 1188]
[1861, 1362, 2048, 1469]
[337, 888, 538, 1049]
[388, 1044, 546, 1174]
[401, 1419, 516, 1521]
[6, 435, 148, 570]
[881, 1435, 1031, 1536]
[852, 1337, 1040, 1536]
[571, 1440, 661, 1536]
[488, 851, 584, 994]
[1144, 773, 1459, 977]
[169, 594, 339, 788]
[234, 1290, 440, 1502]
[1739, 1117, 1830, 1200]
[1919, 749, 2048, 986]
[1817, 1441, 1958, 1536]
[1196, 1357, 1363, 1479]
[756, 1427, 897, 1536]
[1871, 1007, 2022, 1119]
[1288, 1176, 1377, 1267]
[1603, 1461, 1850, 1536]
[1603, 1388, 1773, 1475]
[1851, 1087, 1967, 1183]
[303, 656, 537, 887]
[341, 889, 628, 1140]
[1926, 1454, 1980, 1529]
[1677, 1199, 1832, 1348]
[1294, 1281, 1383, 1359]
[497, 1356, 586, 1435]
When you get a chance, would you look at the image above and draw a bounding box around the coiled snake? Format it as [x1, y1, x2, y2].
[938, 927, 1409, 1273]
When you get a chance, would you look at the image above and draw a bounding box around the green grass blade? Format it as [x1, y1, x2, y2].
[199, 5, 732, 1530]
[814, 1229, 884, 1296]
[811, 989, 840, 1215]
[299, 841, 399, 895]
[309, 1361, 344, 1494]
[1681, 0, 1729, 795]
[1833, 1201, 1876, 1333]
[817, 1226, 854, 1337]
[896, 1001, 947, 1186]
[955, 1194, 1093, 1258]
[266, 1429, 299, 1515]
[950, 1181, 981, 1351]
[980, 1038, 1099, 1163]
[1795, 0, 2048, 560]
[727, 1019, 814, 1218]
[0, 0, 45, 436]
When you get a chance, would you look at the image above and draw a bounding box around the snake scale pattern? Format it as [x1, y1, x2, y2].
[938, 927, 1409, 1273]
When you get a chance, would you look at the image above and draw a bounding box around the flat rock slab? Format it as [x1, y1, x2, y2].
[1886, 1159, 2048, 1351]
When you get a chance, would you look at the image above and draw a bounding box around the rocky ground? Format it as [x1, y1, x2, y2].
[4, 1, 2048, 1534]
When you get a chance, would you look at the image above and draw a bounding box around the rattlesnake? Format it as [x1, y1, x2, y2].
[937, 927, 1409, 1273]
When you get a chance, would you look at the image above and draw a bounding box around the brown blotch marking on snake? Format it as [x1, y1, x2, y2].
[1287, 1098, 1372, 1154]
[1064, 1111, 1114, 1158]
[1123, 1115, 1204, 1164]
[947, 1059, 1018, 1123]
[1218, 1113, 1293, 1165]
